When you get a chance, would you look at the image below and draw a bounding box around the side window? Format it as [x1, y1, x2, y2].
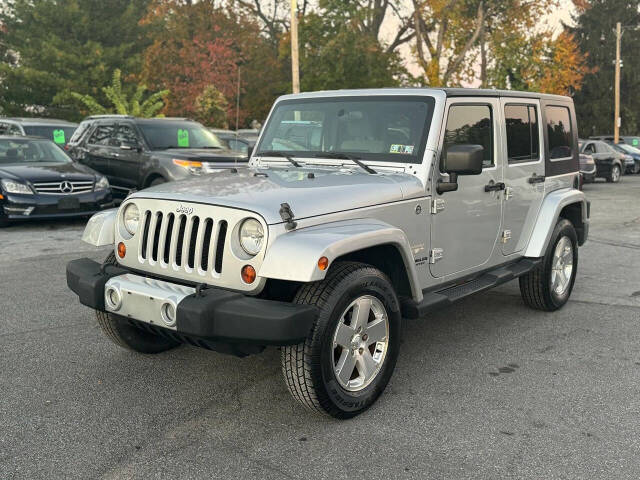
[227, 139, 249, 155]
[443, 104, 494, 168]
[545, 106, 573, 160]
[504, 104, 539, 163]
[584, 143, 596, 154]
[115, 124, 140, 146]
[88, 123, 115, 145]
[595, 142, 609, 154]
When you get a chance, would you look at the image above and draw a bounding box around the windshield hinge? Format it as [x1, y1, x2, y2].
[431, 198, 445, 214]
[279, 203, 297, 231]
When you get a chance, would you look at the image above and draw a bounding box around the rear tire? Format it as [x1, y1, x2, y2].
[281, 262, 401, 419]
[606, 164, 621, 183]
[519, 219, 578, 311]
[96, 252, 180, 353]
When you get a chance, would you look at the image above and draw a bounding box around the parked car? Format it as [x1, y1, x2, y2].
[0, 136, 112, 227]
[70, 116, 247, 198]
[0, 117, 78, 149]
[590, 134, 640, 148]
[579, 153, 596, 183]
[65, 114, 133, 158]
[579, 139, 624, 182]
[608, 142, 640, 174]
[209, 128, 256, 157]
[68, 88, 589, 418]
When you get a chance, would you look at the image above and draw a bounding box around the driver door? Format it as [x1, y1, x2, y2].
[429, 98, 503, 278]
[110, 122, 144, 191]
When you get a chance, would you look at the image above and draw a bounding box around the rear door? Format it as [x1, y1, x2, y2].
[80, 122, 116, 181]
[500, 99, 545, 255]
[429, 98, 503, 278]
[110, 122, 144, 191]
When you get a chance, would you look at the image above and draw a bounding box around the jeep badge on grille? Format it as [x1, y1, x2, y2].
[176, 204, 193, 215]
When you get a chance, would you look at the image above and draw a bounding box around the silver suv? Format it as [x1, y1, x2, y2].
[67, 88, 589, 418]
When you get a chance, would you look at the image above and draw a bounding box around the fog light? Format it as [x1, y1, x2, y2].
[117, 242, 126, 258]
[160, 302, 176, 327]
[105, 286, 122, 311]
[241, 265, 256, 284]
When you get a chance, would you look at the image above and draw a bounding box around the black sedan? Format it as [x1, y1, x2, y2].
[0, 136, 113, 227]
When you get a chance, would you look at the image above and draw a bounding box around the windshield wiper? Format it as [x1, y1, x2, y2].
[258, 150, 302, 168]
[314, 152, 377, 174]
[198, 146, 223, 149]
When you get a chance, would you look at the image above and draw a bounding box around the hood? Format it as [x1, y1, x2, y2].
[131, 167, 425, 224]
[155, 148, 248, 163]
[0, 161, 98, 183]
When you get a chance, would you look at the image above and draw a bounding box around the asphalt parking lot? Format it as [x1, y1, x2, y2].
[1, 176, 639, 480]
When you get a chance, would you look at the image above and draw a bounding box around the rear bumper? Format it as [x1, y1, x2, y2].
[66, 258, 316, 347]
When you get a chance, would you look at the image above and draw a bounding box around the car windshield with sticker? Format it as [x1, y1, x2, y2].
[138, 121, 225, 150]
[255, 96, 435, 164]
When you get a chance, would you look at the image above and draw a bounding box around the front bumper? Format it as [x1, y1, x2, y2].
[1, 190, 113, 220]
[66, 258, 316, 349]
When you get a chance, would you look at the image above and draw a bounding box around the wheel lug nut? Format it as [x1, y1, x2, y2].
[362, 334, 368, 341]
[359, 347, 364, 354]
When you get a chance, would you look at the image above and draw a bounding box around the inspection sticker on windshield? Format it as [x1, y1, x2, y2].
[177, 129, 189, 147]
[53, 129, 66, 144]
[390, 144, 414, 154]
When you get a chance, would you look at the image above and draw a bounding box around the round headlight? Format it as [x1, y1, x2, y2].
[239, 218, 264, 256]
[122, 203, 140, 235]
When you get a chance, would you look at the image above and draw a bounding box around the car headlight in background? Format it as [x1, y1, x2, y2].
[122, 203, 140, 235]
[172, 158, 203, 175]
[95, 176, 110, 191]
[239, 218, 264, 256]
[0, 179, 33, 194]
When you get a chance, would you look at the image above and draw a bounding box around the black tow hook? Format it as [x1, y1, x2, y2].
[195, 283, 208, 297]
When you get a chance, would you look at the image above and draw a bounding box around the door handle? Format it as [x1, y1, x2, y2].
[528, 174, 545, 184]
[484, 181, 505, 192]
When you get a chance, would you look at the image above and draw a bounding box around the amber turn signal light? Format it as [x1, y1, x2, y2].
[117, 242, 126, 259]
[241, 265, 256, 284]
[318, 256, 329, 271]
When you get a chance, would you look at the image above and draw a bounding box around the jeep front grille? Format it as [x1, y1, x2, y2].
[33, 180, 94, 194]
[138, 210, 228, 277]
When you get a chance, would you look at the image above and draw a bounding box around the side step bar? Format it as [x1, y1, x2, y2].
[401, 258, 541, 319]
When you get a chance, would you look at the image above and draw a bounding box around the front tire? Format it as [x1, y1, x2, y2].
[96, 252, 180, 353]
[281, 262, 401, 419]
[519, 219, 578, 311]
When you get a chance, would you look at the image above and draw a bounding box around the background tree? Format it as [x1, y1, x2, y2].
[571, 0, 640, 136]
[195, 85, 230, 128]
[70, 69, 169, 117]
[0, 0, 151, 120]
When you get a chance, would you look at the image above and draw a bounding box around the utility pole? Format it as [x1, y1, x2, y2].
[614, 22, 621, 144]
[290, 0, 300, 94]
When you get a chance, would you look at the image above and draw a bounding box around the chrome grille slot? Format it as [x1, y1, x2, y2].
[137, 209, 229, 278]
[33, 180, 94, 194]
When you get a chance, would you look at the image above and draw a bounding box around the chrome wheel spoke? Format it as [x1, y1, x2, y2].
[334, 323, 355, 348]
[365, 317, 387, 345]
[357, 350, 378, 380]
[550, 235, 574, 295]
[352, 297, 372, 331]
[335, 350, 357, 386]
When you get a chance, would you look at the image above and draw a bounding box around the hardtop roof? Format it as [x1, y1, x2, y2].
[3, 117, 78, 126]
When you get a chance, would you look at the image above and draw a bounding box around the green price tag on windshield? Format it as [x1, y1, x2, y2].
[177, 129, 189, 147]
[633, 139, 639, 146]
[53, 129, 66, 144]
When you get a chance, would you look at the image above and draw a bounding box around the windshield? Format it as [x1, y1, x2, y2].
[138, 122, 225, 150]
[0, 138, 72, 164]
[256, 96, 435, 164]
[23, 125, 77, 146]
[617, 143, 640, 154]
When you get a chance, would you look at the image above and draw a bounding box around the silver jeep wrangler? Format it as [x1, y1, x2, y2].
[67, 88, 589, 418]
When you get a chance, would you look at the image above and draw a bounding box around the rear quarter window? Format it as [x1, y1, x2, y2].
[545, 106, 574, 160]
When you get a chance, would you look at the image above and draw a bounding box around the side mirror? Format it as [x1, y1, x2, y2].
[437, 144, 484, 194]
[120, 142, 142, 152]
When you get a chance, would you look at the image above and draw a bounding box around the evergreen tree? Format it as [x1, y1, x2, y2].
[0, 0, 151, 120]
[572, 0, 640, 136]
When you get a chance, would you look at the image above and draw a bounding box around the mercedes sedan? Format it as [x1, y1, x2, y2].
[0, 136, 113, 227]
